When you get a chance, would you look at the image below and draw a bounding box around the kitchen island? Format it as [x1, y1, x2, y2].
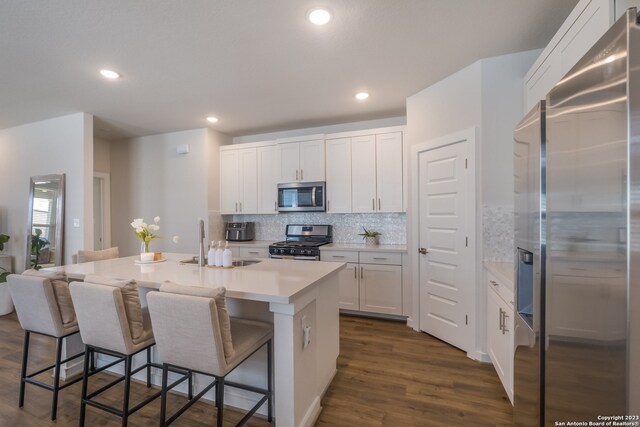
[48, 253, 345, 427]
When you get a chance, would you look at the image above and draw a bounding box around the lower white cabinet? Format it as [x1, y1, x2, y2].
[486, 270, 514, 403]
[324, 250, 402, 315]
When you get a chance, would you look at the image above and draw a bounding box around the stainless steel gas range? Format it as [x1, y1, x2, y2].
[268, 225, 332, 261]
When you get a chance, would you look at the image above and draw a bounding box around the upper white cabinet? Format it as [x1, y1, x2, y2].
[257, 145, 280, 214]
[325, 138, 352, 213]
[524, 0, 617, 111]
[220, 147, 258, 214]
[277, 139, 325, 183]
[353, 132, 404, 213]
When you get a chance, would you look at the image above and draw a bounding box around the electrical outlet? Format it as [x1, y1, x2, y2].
[73, 218, 80, 228]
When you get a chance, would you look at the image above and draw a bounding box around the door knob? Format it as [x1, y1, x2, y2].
[418, 248, 428, 255]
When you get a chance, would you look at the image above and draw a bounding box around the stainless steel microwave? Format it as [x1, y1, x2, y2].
[277, 182, 326, 212]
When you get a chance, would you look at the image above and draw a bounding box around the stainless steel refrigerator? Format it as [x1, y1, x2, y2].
[513, 101, 546, 427]
[514, 7, 640, 425]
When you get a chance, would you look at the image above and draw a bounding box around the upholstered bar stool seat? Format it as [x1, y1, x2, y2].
[7, 271, 85, 420]
[148, 283, 273, 427]
[74, 246, 119, 264]
[70, 275, 186, 427]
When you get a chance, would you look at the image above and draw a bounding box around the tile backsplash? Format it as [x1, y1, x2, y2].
[483, 205, 514, 262]
[226, 213, 407, 244]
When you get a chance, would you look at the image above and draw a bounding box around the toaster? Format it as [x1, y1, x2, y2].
[225, 222, 255, 241]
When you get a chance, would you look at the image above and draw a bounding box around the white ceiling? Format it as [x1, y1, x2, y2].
[0, 0, 578, 139]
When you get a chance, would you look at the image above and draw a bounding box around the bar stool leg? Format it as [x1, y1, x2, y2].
[267, 339, 273, 422]
[18, 331, 30, 408]
[146, 347, 152, 388]
[122, 355, 132, 427]
[79, 346, 91, 427]
[50, 336, 63, 420]
[216, 377, 224, 427]
[188, 370, 193, 400]
[159, 364, 169, 427]
[90, 348, 96, 371]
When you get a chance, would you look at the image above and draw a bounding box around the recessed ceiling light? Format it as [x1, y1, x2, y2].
[355, 92, 370, 101]
[206, 116, 219, 123]
[99, 69, 120, 79]
[308, 8, 331, 25]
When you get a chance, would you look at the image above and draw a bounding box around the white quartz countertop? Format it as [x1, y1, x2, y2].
[320, 243, 407, 253]
[484, 261, 515, 289]
[46, 253, 345, 305]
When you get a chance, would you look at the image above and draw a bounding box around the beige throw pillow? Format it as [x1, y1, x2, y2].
[83, 274, 143, 340]
[22, 269, 76, 326]
[160, 282, 235, 359]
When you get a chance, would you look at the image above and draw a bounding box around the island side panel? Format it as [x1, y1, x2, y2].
[269, 272, 340, 427]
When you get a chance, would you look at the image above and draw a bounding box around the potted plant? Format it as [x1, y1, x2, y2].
[0, 234, 12, 315]
[30, 229, 50, 270]
[359, 227, 381, 247]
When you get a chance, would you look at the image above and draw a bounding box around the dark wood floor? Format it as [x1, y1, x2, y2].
[0, 313, 512, 426]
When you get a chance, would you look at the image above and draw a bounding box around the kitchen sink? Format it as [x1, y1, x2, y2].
[179, 256, 261, 267]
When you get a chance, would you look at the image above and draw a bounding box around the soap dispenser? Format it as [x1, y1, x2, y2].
[215, 240, 224, 267]
[207, 241, 216, 266]
[222, 241, 233, 268]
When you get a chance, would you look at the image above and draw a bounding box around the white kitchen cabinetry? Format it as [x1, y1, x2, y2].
[238, 247, 270, 259]
[323, 249, 402, 315]
[350, 132, 404, 213]
[486, 269, 514, 404]
[325, 138, 352, 213]
[257, 145, 280, 214]
[524, 0, 615, 111]
[220, 147, 258, 214]
[277, 139, 325, 183]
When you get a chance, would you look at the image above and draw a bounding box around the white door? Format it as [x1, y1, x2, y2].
[220, 149, 240, 214]
[325, 138, 352, 213]
[257, 145, 279, 213]
[278, 142, 300, 183]
[418, 137, 474, 352]
[299, 139, 325, 182]
[238, 148, 257, 214]
[376, 132, 404, 213]
[338, 263, 359, 310]
[351, 135, 377, 213]
[359, 264, 402, 315]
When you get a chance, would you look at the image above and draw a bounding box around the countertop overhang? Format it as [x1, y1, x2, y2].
[46, 253, 346, 305]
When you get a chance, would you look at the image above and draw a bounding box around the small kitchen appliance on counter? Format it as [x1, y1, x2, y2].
[268, 225, 332, 260]
[225, 222, 255, 241]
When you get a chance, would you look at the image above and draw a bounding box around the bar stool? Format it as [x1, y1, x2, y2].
[74, 246, 119, 264]
[147, 283, 273, 427]
[69, 275, 188, 426]
[7, 271, 85, 420]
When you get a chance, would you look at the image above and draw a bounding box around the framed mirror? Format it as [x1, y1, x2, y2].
[26, 174, 65, 270]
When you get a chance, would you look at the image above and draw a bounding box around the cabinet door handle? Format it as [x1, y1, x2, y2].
[275, 201, 278, 212]
[327, 200, 330, 211]
[372, 198, 375, 211]
[333, 255, 345, 258]
[490, 280, 499, 287]
[296, 169, 299, 181]
[373, 257, 387, 260]
[235, 202, 238, 212]
[300, 169, 304, 180]
[248, 251, 259, 255]
[378, 198, 381, 210]
[354, 266, 357, 279]
[239, 202, 242, 212]
[502, 311, 509, 334]
[360, 266, 364, 279]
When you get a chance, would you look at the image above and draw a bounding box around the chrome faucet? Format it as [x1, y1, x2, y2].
[198, 219, 206, 267]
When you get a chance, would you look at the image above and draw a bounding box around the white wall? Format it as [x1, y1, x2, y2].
[0, 113, 94, 270]
[233, 116, 406, 144]
[110, 128, 230, 256]
[94, 137, 111, 173]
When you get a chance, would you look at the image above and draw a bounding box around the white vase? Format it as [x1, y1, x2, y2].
[364, 236, 379, 247]
[0, 285, 14, 316]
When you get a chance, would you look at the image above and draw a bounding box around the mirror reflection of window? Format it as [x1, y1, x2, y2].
[32, 187, 57, 247]
[27, 174, 65, 269]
